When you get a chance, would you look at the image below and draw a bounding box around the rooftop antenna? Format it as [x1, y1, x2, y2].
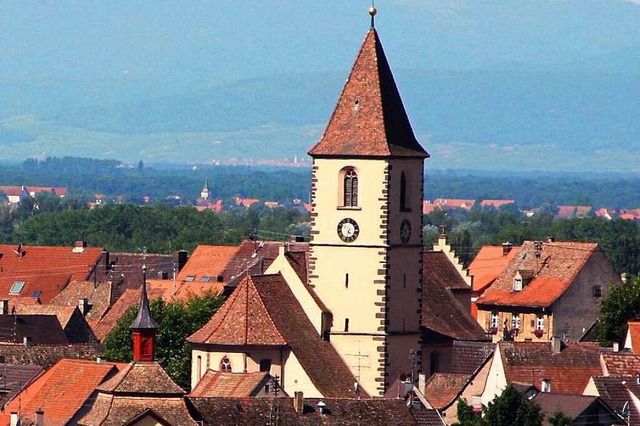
[369, 1, 377, 29]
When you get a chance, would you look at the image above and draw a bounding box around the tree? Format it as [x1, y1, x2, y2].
[103, 292, 223, 388]
[454, 386, 543, 426]
[597, 275, 640, 346]
[547, 411, 572, 426]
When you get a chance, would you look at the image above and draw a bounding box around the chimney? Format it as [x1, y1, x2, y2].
[290, 235, 305, 243]
[173, 250, 188, 272]
[546, 236, 555, 243]
[317, 400, 327, 415]
[551, 336, 562, 354]
[72, 241, 87, 253]
[23, 336, 31, 347]
[294, 391, 304, 413]
[622, 273, 631, 284]
[35, 410, 44, 426]
[502, 242, 513, 256]
[613, 342, 620, 353]
[78, 298, 89, 316]
[0, 300, 8, 315]
[418, 373, 427, 395]
[10, 412, 19, 426]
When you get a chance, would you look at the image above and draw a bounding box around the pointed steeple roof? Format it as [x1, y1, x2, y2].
[130, 271, 157, 330]
[308, 29, 428, 158]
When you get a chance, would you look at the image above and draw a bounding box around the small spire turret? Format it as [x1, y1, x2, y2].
[130, 264, 158, 362]
[369, 2, 377, 29]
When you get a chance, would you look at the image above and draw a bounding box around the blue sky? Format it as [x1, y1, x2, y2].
[2, 0, 639, 85]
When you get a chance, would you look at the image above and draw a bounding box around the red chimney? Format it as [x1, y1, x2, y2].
[130, 265, 158, 362]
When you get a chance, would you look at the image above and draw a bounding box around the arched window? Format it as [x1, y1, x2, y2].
[220, 356, 232, 372]
[343, 170, 358, 207]
[400, 171, 409, 211]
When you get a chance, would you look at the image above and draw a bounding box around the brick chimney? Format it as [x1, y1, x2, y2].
[78, 298, 89, 316]
[294, 391, 304, 413]
[502, 242, 513, 256]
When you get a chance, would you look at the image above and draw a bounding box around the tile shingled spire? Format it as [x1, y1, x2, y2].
[130, 264, 158, 362]
[130, 265, 158, 330]
[308, 26, 429, 158]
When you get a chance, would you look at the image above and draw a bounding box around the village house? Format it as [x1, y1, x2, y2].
[475, 240, 620, 342]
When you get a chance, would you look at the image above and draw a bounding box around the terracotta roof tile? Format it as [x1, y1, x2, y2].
[532, 393, 621, 425]
[589, 375, 640, 415]
[555, 205, 592, 219]
[51, 280, 112, 327]
[500, 341, 602, 394]
[189, 274, 361, 398]
[423, 373, 471, 409]
[480, 199, 515, 208]
[627, 321, 640, 354]
[2, 358, 121, 426]
[450, 341, 494, 375]
[602, 352, 640, 376]
[422, 251, 487, 341]
[97, 361, 184, 394]
[189, 370, 271, 398]
[0, 343, 102, 369]
[468, 245, 521, 293]
[0, 273, 71, 304]
[0, 244, 104, 285]
[0, 363, 44, 409]
[308, 29, 428, 158]
[477, 241, 598, 308]
[189, 396, 418, 425]
[433, 199, 475, 210]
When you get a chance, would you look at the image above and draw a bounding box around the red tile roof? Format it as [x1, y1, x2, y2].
[601, 352, 640, 376]
[499, 341, 602, 395]
[308, 29, 428, 158]
[190, 370, 271, 398]
[480, 199, 515, 209]
[468, 245, 521, 293]
[422, 251, 486, 341]
[0, 273, 71, 304]
[423, 373, 471, 409]
[0, 244, 104, 297]
[555, 205, 592, 219]
[433, 199, 476, 210]
[97, 361, 184, 395]
[477, 241, 598, 308]
[1, 358, 121, 426]
[628, 322, 640, 354]
[189, 273, 362, 398]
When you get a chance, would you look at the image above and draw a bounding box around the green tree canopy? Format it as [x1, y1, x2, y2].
[597, 275, 640, 346]
[103, 291, 224, 388]
[454, 386, 543, 426]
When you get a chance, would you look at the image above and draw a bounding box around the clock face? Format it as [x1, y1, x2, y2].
[400, 219, 411, 244]
[337, 218, 360, 243]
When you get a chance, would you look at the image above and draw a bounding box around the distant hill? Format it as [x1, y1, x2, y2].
[1, 69, 639, 171]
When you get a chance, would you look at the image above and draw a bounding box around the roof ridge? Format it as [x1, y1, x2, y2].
[250, 274, 287, 344]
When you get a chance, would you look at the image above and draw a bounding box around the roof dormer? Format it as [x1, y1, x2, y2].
[513, 269, 534, 292]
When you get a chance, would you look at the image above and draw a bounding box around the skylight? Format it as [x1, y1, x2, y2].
[9, 281, 25, 295]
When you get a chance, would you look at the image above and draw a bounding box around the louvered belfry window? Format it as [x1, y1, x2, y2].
[344, 170, 358, 207]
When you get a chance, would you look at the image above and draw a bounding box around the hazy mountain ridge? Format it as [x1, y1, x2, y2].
[1, 68, 639, 170]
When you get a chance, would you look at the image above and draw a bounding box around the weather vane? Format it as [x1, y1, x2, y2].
[369, 1, 377, 29]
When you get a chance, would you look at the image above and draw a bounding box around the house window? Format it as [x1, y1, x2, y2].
[343, 170, 358, 207]
[197, 355, 202, 379]
[400, 172, 410, 211]
[536, 315, 545, 331]
[9, 281, 25, 295]
[259, 359, 272, 372]
[490, 312, 499, 329]
[200, 276, 212, 283]
[511, 314, 521, 330]
[592, 285, 602, 298]
[184, 275, 196, 282]
[220, 356, 232, 372]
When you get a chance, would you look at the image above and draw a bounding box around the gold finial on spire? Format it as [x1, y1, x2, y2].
[369, 1, 377, 29]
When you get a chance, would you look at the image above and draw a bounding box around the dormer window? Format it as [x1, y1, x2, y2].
[220, 356, 232, 372]
[513, 270, 533, 291]
[9, 281, 25, 295]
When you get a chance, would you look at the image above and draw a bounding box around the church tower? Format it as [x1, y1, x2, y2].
[307, 8, 429, 396]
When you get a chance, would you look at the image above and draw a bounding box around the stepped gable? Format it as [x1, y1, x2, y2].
[500, 341, 601, 394]
[478, 241, 598, 308]
[189, 274, 362, 398]
[421, 251, 487, 341]
[308, 29, 428, 158]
